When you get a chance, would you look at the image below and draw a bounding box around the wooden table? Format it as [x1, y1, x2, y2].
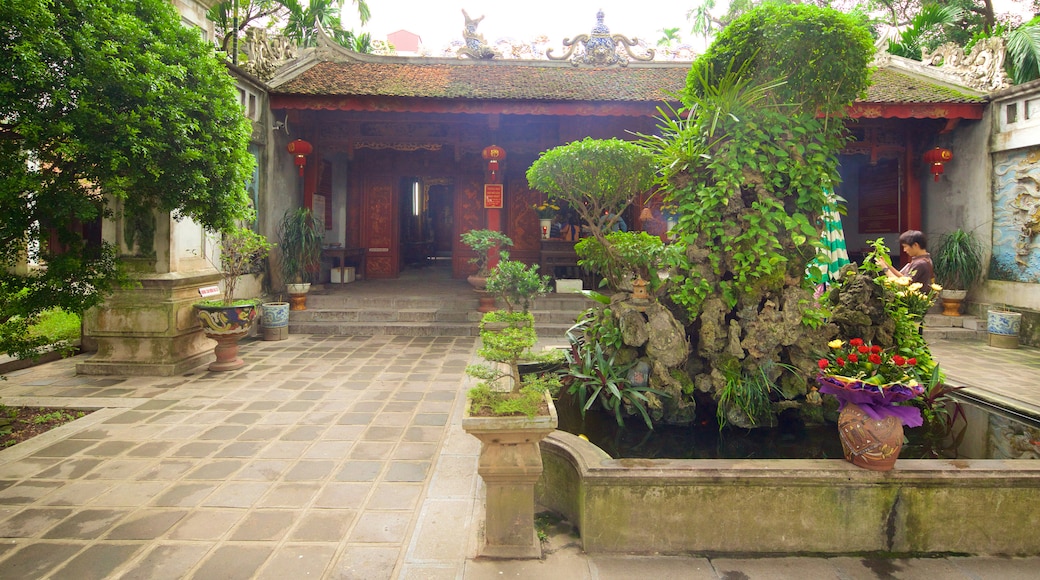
[322, 247, 367, 279]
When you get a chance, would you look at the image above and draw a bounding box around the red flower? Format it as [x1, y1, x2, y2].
[907, 357, 917, 365]
[892, 355, 906, 365]
[849, 338, 864, 346]
[870, 345, 882, 354]
[848, 354, 858, 363]
[858, 345, 869, 354]
[869, 353, 882, 364]
[837, 357, 846, 367]
[818, 358, 829, 370]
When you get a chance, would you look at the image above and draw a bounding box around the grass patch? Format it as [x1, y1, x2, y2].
[29, 309, 81, 343]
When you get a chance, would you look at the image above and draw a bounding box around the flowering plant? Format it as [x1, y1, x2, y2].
[817, 337, 925, 426]
[532, 202, 559, 219]
[881, 275, 941, 319]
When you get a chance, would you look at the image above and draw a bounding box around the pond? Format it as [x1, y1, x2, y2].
[555, 389, 1040, 461]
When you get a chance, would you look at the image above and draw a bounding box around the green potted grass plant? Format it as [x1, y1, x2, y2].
[932, 228, 983, 316]
[278, 207, 324, 310]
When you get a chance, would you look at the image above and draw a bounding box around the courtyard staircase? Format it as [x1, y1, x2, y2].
[922, 313, 988, 341]
[289, 288, 592, 340]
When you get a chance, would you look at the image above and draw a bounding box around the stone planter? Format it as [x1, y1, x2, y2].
[260, 301, 290, 341]
[286, 283, 310, 311]
[194, 302, 258, 371]
[462, 391, 558, 559]
[988, 309, 1022, 349]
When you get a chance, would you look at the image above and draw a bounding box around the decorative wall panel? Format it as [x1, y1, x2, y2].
[992, 148, 1040, 282]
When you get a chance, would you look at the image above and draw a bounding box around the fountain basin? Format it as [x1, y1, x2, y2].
[537, 431, 1040, 555]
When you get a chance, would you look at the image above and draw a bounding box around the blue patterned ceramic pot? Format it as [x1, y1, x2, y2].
[987, 310, 1022, 336]
[260, 302, 290, 329]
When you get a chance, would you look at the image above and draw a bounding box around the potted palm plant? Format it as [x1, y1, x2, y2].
[460, 229, 513, 289]
[932, 228, 983, 316]
[278, 207, 324, 310]
[194, 226, 272, 371]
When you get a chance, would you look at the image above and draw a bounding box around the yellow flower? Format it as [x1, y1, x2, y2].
[828, 339, 844, 349]
[931, 283, 943, 292]
[908, 282, 923, 292]
[894, 276, 911, 286]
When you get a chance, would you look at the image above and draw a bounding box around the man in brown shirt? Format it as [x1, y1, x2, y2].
[876, 230, 933, 285]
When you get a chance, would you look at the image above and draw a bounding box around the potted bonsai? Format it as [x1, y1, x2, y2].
[278, 207, 324, 310]
[460, 229, 513, 289]
[194, 226, 272, 371]
[462, 255, 558, 559]
[932, 228, 983, 316]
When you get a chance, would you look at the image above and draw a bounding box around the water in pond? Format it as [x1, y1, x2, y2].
[555, 390, 1040, 460]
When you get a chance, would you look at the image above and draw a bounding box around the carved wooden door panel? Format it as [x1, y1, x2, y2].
[362, 174, 398, 278]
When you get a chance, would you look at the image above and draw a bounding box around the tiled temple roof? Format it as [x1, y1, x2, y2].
[269, 50, 986, 118]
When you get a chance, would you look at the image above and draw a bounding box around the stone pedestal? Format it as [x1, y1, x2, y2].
[462, 393, 557, 559]
[77, 271, 220, 376]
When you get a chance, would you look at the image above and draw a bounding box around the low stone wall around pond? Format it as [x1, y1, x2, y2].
[537, 431, 1040, 556]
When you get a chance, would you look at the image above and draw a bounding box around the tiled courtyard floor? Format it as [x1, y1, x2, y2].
[0, 334, 1037, 578]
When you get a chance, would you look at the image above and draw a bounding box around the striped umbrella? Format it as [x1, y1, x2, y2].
[808, 194, 851, 285]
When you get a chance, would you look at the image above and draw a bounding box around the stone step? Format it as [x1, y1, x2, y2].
[923, 326, 988, 341]
[290, 307, 585, 325]
[288, 320, 577, 338]
[924, 313, 982, 329]
[304, 292, 594, 311]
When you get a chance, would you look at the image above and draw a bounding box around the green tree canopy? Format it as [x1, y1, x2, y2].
[0, 0, 255, 359]
[687, 2, 875, 116]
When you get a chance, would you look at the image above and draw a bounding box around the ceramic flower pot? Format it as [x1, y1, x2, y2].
[260, 301, 290, 341]
[837, 401, 904, 471]
[286, 283, 310, 311]
[194, 302, 258, 371]
[988, 310, 1022, 349]
[539, 218, 552, 239]
[939, 289, 967, 316]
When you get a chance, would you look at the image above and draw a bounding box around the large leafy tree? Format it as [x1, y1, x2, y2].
[209, 0, 373, 56]
[0, 0, 255, 359]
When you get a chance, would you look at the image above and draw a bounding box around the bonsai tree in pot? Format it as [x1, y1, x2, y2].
[932, 228, 983, 316]
[460, 229, 513, 288]
[194, 226, 272, 371]
[278, 207, 324, 310]
[462, 255, 559, 559]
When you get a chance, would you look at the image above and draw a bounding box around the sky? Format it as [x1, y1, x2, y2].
[341, 1, 699, 52]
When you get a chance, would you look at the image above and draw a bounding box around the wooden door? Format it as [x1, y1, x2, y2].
[361, 174, 398, 278]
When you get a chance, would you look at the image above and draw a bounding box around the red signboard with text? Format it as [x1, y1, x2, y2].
[483, 184, 503, 209]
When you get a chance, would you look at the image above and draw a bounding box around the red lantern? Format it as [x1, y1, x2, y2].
[922, 147, 953, 182]
[287, 139, 313, 176]
[482, 145, 505, 183]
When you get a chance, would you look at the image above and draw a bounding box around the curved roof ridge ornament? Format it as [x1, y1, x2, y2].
[546, 10, 655, 67]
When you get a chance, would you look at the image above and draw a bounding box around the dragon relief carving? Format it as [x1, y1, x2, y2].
[546, 10, 654, 67]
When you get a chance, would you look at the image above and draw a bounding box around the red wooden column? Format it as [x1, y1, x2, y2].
[903, 138, 922, 233]
[482, 145, 506, 270]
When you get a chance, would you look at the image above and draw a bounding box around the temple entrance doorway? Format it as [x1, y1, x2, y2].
[397, 177, 454, 272]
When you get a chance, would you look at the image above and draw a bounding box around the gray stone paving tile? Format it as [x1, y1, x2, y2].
[184, 459, 247, 480]
[201, 482, 272, 508]
[105, 509, 188, 540]
[0, 480, 61, 507]
[385, 461, 429, 482]
[364, 426, 404, 441]
[118, 543, 211, 580]
[407, 499, 471, 561]
[43, 508, 127, 539]
[403, 426, 443, 442]
[30, 439, 97, 457]
[348, 510, 411, 543]
[171, 441, 223, 458]
[237, 425, 287, 441]
[233, 459, 291, 481]
[413, 413, 449, 426]
[301, 440, 354, 459]
[258, 482, 320, 508]
[81, 441, 137, 457]
[43, 481, 114, 506]
[35, 457, 104, 479]
[191, 544, 274, 579]
[199, 425, 248, 440]
[91, 481, 169, 507]
[352, 401, 384, 412]
[256, 543, 338, 579]
[229, 509, 297, 541]
[373, 413, 413, 427]
[289, 509, 356, 542]
[330, 545, 400, 580]
[284, 459, 336, 481]
[225, 412, 264, 424]
[126, 440, 175, 457]
[323, 424, 366, 440]
[135, 459, 194, 481]
[393, 442, 438, 461]
[282, 425, 325, 441]
[950, 556, 1040, 579]
[0, 542, 85, 578]
[150, 482, 218, 507]
[0, 507, 73, 537]
[257, 441, 310, 459]
[590, 556, 726, 580]
[426, 455, 477, 499]
[313, 482, 372, 509]
[829, 556, 972, 579]
[82, 458, 153, 480]
[348, 441, 395, 460]
[338, 412, 376, 425]
[335, 460, 383, 482]
[168, 509, 244, 540]
[213, 441, 266, 458]
[102, 410, 157, 424]
[367, 483, 422, 510]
